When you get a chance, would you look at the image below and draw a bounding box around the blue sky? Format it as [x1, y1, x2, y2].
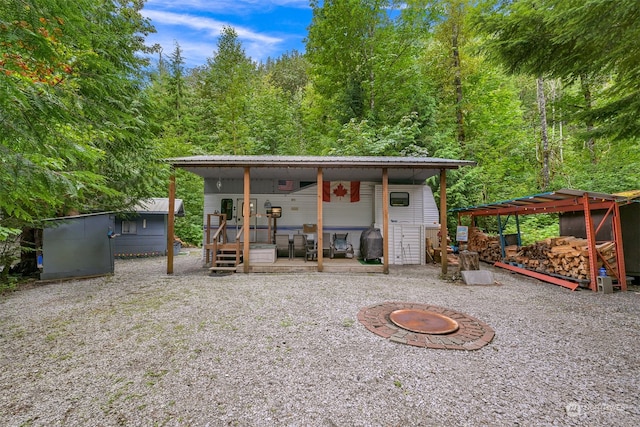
[142, 0, 313, 69]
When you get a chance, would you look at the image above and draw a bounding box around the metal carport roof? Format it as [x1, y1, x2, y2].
[451, 189, 630, 216]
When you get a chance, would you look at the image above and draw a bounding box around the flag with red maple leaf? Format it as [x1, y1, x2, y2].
[322, 181, 360, 202]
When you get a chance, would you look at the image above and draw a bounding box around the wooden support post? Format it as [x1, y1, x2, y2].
[382, 168, 389, 274]
[440, 169, 447, 275]
[243, 167, 251, 274]
[167, 171, 176, 275]
[317, 167, 324, 272]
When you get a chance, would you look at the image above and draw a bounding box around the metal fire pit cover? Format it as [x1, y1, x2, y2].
[389, 309, 459, 334]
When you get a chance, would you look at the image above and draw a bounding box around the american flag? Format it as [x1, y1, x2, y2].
[278, 180, 294, 191]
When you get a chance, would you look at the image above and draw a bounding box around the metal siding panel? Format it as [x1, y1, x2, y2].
[392, 225, 404, 265]
[423, 185, 440, 225]
[41, 214, 114, 280]
[621, 203, 640, 275]
[375, 184, 438, 226]
[400, 225, 422, 265]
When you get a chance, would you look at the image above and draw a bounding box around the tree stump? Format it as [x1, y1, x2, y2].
[459, 250, 480, 271]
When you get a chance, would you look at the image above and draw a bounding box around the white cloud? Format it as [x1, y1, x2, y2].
[145, 0, 309, 14]
[144, 10, 281, 44]
[141, 0, 309, 67]
[143, 9, 284, 66]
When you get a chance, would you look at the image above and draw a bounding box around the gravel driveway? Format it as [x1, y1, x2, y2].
[1, 251, 639, 426]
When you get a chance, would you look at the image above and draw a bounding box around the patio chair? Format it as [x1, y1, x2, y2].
[330, 233, 354, 259]
[304, 235, 317, 261]
[275, 234, 290, 258]
[292, 234, 306, 258]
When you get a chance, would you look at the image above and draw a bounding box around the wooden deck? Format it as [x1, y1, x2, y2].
[236, 257, 384, 274]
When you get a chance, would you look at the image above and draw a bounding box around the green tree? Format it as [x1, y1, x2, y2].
[246, 77, 305, 155]
[196, 26, 257, 154]
[477, 0, 640, 162]
[263, 50, 309, 99]
[306, 0, 434, 127]
[0, 0, 162, 281]
[144, 42, 204, 245]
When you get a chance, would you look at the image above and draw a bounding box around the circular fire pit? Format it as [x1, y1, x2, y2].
[389, 309, 459, 334]
[357, 302, 494, 350]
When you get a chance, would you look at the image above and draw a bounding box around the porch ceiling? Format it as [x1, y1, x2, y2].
[167, 155, 475, 182]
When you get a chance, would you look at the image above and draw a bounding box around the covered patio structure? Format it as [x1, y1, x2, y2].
[165, 155, 475, 275]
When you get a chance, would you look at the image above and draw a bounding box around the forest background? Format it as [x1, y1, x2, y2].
[2, 0, 639, 286]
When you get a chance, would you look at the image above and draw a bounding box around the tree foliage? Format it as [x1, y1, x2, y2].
[1, 0, 163, 280]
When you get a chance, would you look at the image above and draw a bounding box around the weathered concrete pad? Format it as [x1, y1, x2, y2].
[461, 270, 495, 285]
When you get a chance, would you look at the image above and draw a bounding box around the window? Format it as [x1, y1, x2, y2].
[121, 220, 137, 235]
[390, 192, 410, 207]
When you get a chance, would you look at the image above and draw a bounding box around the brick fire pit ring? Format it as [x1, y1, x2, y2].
[357, 302, 494, 350]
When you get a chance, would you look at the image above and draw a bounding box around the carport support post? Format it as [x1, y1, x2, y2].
[317, 167, 324, 272]
[613, 202, 627, 291]
[440, 169, 447, 275]
[167, 170, 176, 275]
[583, 194, 598, 291]
[382, 168, 389, 274]
[243, 167, 251, 273]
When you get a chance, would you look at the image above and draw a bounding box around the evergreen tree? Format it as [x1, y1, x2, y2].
[1, 0, 163, 280]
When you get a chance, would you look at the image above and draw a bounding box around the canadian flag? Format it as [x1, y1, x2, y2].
[323, 181, 360, 202]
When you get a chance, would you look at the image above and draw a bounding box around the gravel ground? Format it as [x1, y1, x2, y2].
[1, 250, 639, 427]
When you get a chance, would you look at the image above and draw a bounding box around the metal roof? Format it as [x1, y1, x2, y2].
[131, 198, 185, 216]
[167, 155, 475, 182]
[452, 189, 630, 216]
[614, 189, 640, 200]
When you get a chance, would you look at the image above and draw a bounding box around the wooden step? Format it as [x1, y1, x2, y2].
[217, 253, 240, 259]
[218, 244, 241, 251]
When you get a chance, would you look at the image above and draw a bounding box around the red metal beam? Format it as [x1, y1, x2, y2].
[458, 199, 617, 217]
[494, 262, 580, 291]
[613, 203, 627, 291]
[583, 195, 598, 291]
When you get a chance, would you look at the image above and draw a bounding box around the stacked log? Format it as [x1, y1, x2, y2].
[544, 237, 591, 280]
[468, 229, 618, 281]
[468, 227, 502, 263]
[511, 237, 618, 280]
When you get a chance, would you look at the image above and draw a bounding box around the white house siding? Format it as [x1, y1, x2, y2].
[202, 180, 438, 264]
[202, 180, 376, 253]
[374, 184, 439, 265]
[422, 185, 440, 225]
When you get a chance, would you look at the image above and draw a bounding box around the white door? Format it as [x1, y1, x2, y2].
[390, 224, 423, 265]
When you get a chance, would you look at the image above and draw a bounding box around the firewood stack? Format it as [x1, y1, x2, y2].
[511, 237, 618, 280]
[468, 227, 502, 262]
[467, 229, 618, 281]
